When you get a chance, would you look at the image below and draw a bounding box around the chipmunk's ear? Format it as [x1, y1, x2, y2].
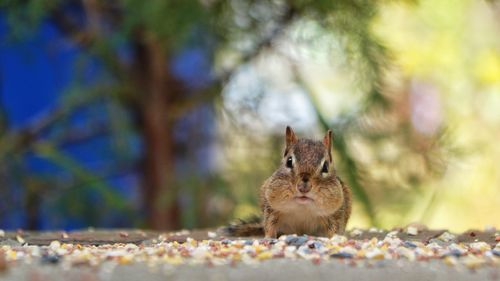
[323, 129, 334, 162]
[284, 126, 298, 156]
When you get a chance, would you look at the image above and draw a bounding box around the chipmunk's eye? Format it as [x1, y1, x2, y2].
[286, 156, 293, 168]
[321, 161, 329, 174]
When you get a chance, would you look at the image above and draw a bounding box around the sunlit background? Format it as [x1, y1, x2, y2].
[0, 0, 499, 232]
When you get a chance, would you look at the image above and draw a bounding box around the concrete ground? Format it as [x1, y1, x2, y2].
[0, 228, 498, 280]
[2, 259, 498, 281]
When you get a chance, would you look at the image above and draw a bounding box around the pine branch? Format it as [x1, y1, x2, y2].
[0, 91, 105, 159]
[49, 3, 126, 78]
[172, 5, 297, 118]
[31, 141, 131, 211]
[217, 6, 297, 83]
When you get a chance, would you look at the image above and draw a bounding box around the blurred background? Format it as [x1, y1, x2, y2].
[0, 0, 499, 232]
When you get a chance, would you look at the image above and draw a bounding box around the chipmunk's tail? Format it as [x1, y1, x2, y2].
[218, 216, 264, 237]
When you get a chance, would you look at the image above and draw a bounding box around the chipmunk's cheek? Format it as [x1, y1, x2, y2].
[266, 186, 293, 208]
[326, 191, 344, 210]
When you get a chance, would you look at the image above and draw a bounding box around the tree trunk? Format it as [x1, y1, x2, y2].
[134, 35, 180, 230]
[25, 185, 40, 230]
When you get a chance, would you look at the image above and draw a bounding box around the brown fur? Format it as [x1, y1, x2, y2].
[221, 216, 264, 237]
[221, 126, 352, 238]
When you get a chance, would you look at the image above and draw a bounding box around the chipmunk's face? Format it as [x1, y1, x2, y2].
[265, 127, 344, 216]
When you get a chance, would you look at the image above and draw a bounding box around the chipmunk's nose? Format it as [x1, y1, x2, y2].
[298, 183, 311, 194]
[298, 173, 311, 193]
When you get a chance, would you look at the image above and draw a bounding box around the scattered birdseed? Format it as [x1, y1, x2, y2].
[330, 252, 353, 259]
[403, 241, 417, 248]
[437, 232, 456, 242]
[386, 230, 399, 238]
[365, 248, 385, 260]
[118, 254, 134, 265]
[16, 236, 25, 244]
[443, 255, 458, 266]
[368, 228, 382, 233]
[350, 229, 363, 237]
[41, 254, 60, 265]
[470, 242, 491, 252]
[447, 243, 467, 256]
[406, 227, 419, 236]
[49, 241, 61, 251]
[286, 235, 308, 247]
[462, 255, 486, 270]
[0, 231, 498, 272]
[445, 249, 463, 258]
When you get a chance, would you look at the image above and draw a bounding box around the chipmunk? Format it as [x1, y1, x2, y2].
[223, 126, 352, 238]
